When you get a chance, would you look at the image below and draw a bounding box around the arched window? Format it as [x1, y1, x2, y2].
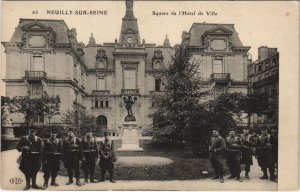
[96, 115, 107, 129]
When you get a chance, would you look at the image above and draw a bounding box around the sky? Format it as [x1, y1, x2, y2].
[1, 1, 299, 95]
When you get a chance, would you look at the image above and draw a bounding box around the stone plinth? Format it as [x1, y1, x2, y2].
[1, 125, 16, 140]
[117, 122, 143, 152]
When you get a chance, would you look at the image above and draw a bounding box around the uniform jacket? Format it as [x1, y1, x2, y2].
[82, 137, 98, 160]
[43, 137, 63, 161]
[63, 136, 83, 161]
[99, 139, 116, 162]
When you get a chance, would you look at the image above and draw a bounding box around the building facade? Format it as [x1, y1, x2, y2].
[181, 23, 251, 98]
[247, 46, 279, 127]
[2, 0, 252, 134]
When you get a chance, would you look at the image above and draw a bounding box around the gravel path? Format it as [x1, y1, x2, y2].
[1, 149, 277, 191]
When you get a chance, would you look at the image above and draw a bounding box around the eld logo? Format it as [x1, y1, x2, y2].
[9, 177, 23, 184]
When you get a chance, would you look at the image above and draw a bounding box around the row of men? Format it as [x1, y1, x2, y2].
[16, 127, 116, 191]
[209, 127, 278, 183]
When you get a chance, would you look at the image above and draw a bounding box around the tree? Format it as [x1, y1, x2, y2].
[150, 44, 209, 146]
[204, 92, 245, 136]
[238, 92, 269, 127]
[61, 104, 96, 136]
[10, 94, 61, 127]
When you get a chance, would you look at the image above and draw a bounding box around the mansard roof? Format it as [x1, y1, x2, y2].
[187, 23, 243, 47]
[9, 19, 70, 43]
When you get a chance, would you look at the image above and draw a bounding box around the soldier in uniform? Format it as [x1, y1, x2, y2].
[81, 130, 98, 185]
[209, 128, 226, 183]
[257, 127, 276, 182]
[16, 126, 44, 190]
[225, 129, 243, 182]
[99, 132, 116, 183]
[240, 127, 253, 179]
[42, 128, 63, 189]
[270, 127, 278, 178]
[63, 128, 83, 186]
[251, 128, 261, 167]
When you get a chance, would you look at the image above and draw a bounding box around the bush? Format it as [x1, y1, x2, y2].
[141, 123, 154, 136]
[35, 124, 67, 139]
[13, 125, 29, 138]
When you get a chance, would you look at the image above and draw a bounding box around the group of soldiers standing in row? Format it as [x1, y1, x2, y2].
[16, 125, 278, 190]
[16, 127, 116, 191]
[209, 127, 278, 183]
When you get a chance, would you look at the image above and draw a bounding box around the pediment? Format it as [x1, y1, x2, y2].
[205, 25, 233, 35]
[21, 21, 52, 31]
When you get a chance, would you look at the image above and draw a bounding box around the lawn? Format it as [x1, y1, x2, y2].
[57, 138, 228, 180]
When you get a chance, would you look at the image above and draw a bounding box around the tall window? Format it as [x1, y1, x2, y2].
[34, 114, 44, 123]
[96, 60, 106, 69]
[124, 70, 136, 89]
[31, 83, 43, 98]
[155, 79, 161, 91]
[97, 78, 106, 90]
[153, 61, 162, 69]
[32, 56, 44, 71]
[213, 59, 223, 73]
[95, 99, 99, 108]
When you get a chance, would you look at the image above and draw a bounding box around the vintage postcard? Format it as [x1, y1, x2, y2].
[1, 0, 299, 191]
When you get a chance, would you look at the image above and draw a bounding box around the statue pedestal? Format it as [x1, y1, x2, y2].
[1, 125, 16, 140]
[117, 122, 143, 152]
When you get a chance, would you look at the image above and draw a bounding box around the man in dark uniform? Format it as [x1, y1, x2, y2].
[16, 126, 43, 190]
[63, 128, 83, 186]
[257, 127, 276, 182]
[251, 128, 261, 168]
[225, 129, 243, 182]
[42, 128, 63, 189]
[240, 127, 253, 179]
[99, 132, 116, 183]
[209, 128, 226, 183]
[81, 130, 98, 185]
[270, 127, 278, 178]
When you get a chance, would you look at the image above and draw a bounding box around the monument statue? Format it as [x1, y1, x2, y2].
[123, 96, 137, 122]
[1, 103, 13, 127]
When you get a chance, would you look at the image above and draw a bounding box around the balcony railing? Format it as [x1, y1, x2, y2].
[25, 71, 47, 80]
[121, 89, 139, 94]
[210, 73, 231, 82]
[92, 90, 111, 96]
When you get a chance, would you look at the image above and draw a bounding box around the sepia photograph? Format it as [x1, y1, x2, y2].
[0, 0, 299, 191]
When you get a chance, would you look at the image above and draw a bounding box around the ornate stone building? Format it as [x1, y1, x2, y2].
[2, 0, 252, 134]
[2, 0, 174, 135]
[181, 23, 251, 98]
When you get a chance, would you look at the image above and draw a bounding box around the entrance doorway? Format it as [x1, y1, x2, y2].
[96, 115, 107, 134]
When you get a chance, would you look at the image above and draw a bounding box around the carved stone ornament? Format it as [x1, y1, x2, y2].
[96, 49, 107, 59]
[1, 103, 13, 127]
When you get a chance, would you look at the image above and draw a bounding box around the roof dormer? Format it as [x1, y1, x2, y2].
[20, 20, 56, 49]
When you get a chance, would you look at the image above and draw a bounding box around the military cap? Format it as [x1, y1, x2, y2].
[212, 128, 220, 132]
[67, 128, 75, 132]
[51, 128, 59, 134]
[228, 128, 235, 132]
[103, 131, 109, 136]
[85, 129, 92, 133]
[29, 126, 37, 131]
[260, 127, 267, 131]
[243, 126, 250, 130]
[253, 127, 260, 133]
